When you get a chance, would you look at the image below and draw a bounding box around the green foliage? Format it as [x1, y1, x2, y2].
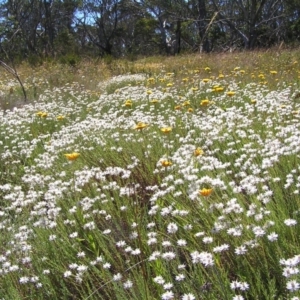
[102, 54, 114, 66]
[59, 53, 81, 67]
[27, 54, 43, 67]
[0, 0, 300, 60]
[135, 17, 158, 36]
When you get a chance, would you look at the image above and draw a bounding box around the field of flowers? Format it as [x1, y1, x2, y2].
[1, 51, 300, 299]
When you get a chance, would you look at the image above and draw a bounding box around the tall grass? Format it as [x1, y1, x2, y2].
[0, 49, 300, 299]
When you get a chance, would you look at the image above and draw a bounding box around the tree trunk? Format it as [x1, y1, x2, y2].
[43, 0, 54, 56]
[175, 19, 181, 54]
[197, 0, 209, 52]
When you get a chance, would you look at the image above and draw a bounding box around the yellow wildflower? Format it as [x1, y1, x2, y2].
[150, 99, 159, 104]
[183, 100, 190, 106]
[202, 78, 210, 83]
[124, 99, 133, 107]
[134, 122, 148, 130]
[161, 127, 172, 134]
[161, 160, 172, 167]
[204, 67, 211, 71]
[57, 115, 65, 120]
[187, 107, 193, 113]
[227, 91, 236, 97]
[270, 70, 277, 75]
[200, 99, 210, 106]
[64, 152, 80, 161]
[194, 147, 204, 156]
[36, 111, 48, 118]
[199, 188, 213, 197]
[213, 86, 224, 92]
[36, 111, 44, 117]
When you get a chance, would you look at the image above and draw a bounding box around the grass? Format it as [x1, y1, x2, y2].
[0, 48, 300, 299]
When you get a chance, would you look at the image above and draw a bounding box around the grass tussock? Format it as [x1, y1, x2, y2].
[0, 49, 300, 299]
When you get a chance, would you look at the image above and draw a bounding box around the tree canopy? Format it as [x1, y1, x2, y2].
[0, 0, 299, 62]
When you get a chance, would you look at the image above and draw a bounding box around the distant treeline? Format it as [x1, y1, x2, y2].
[0, 0, 299, 63]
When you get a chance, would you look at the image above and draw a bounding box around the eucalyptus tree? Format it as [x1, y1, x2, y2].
[0, 0, 41, 57]
[79, 0, 124, 56]
[210, 0, 292, 49]
[134, 0, 173, 54]
[115, 0, 159, 56]
[42, 0, 80, 55]
[137, 0, 220, 54]
[0, 0, 299, 60]
[283, 0, 300, 42]
[0, 0, 80, 58]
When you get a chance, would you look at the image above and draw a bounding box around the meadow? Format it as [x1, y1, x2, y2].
[0, 49, 300, 300]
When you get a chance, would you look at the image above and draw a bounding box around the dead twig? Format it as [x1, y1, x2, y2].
[0, 28, 27, 102]
[0, 60, 27, 102]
